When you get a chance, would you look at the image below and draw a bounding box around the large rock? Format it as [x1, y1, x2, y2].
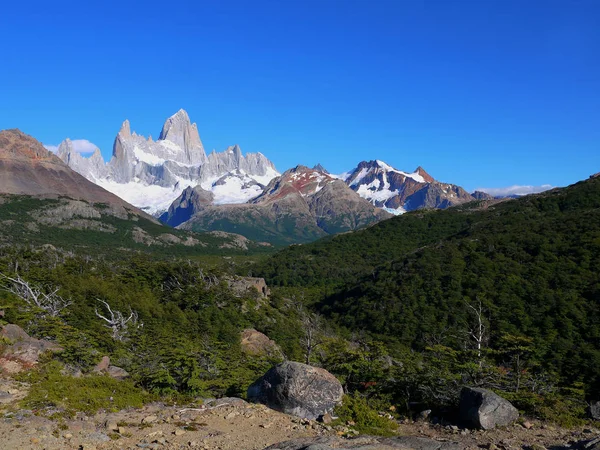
[459, 387, 519, 430]
[0, 324, 63, 373]
[240, 329, 281, 356]
[247, 361, 343, 420]
[589, 401, 600, 420]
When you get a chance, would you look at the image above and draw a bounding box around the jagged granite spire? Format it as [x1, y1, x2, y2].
[159, 109, 207, 165]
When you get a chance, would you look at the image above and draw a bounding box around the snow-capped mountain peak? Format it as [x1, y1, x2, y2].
[345, 159, 473, 215]
[56, 110, 279, 215]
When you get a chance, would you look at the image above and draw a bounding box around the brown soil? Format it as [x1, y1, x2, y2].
[0, 378, 597, 450]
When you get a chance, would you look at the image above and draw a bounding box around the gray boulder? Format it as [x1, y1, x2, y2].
[247, 361, 343, 420]
[459, 387, 519, 430]
[590, 401, 600, 420]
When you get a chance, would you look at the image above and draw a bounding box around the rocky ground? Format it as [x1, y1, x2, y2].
[0, 378, 599, 450]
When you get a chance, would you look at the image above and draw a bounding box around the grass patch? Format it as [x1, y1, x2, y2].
[19, 361, 154, 415]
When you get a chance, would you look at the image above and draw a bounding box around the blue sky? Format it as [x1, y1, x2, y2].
[0, 0, 598, 194]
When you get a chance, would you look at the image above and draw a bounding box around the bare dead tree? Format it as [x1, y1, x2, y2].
[0, 272, 72, 317]
[94, 299, 142, 341]
[465, 297, 489, 367]
[293, 301, 326, 365]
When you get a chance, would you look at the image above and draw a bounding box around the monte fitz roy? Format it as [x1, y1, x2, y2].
[55, 109, 489, 244]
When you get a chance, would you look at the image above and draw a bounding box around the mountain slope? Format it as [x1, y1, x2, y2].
[178, 166, 392, 245]
[254, 175, 600, 395]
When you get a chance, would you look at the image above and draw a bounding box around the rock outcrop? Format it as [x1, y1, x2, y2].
[159, 185, 215, 227]
[92, 355, 129, 380]
[240, 329, 281, 357]
[459, 387, 519, 430]
[247, 361, 343, 420]
[590, 401, 600, 420]
[228, 277, 270, 298]
[0, 324, 63, 374]
[158, 109, 207, 165]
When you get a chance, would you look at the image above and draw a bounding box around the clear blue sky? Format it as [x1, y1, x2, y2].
[1, 0, 598, 193]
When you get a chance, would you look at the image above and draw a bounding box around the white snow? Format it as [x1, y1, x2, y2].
[384, 207, 406, 215]
[133, 145, 166, 166]
[157, 139, 185, 155]
[208, 175, 264, 204]
[402, 171, 425, 183]
[331, 171, 351, 181]
[349, 168, 369, 186]
[374, 160, 426, 183]
[95, 179, 189, 215]
[252, 166, 279, 186]
[356, 181, 399, 202]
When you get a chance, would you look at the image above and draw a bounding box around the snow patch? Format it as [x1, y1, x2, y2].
[95, 179, 189, 215]
[384, 207, 406, 215]
[133, 145, 166, 166]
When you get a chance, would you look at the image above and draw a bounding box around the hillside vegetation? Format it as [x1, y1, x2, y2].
[253, 176, 600, 419]
[0, 194, 274, 259]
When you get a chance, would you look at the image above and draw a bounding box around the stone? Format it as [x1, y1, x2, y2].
[1, 324, 30, 341]
[0, 324, 62, 371]
[106, 365, 129, 380]
[142, 415, 158, 424]
[590, 401, 600, 420]
[93, 356, 110, 372]
[240, 328, 282, 355]
[522, 420, 534, 429]
[247, 361, 343, 420]
[174, 429, 186, 436]
[418, 409, 432, 420]
[319, 413, 333, 424]
[105, 420, 119, 431]
[459, 387, 519, 430]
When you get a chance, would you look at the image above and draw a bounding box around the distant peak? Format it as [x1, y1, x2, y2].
[157, 109, 206, 164]
[414, 166, 434, 183]
[119, 120, 131, 136]
[375, 160, 394, 171]
[313, 163, 328, 173]
[171, 108, 190, 119]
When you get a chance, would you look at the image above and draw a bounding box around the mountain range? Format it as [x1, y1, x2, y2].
[53, 109, 490, 244]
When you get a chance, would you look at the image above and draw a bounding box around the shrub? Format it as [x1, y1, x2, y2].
[19, 361, 153, 415]
[333, 393, 398, 436]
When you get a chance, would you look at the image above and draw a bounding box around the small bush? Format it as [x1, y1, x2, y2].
[502, 390, 587, 428]
[333, 393, 398, 436]
[19, 361, 153, 415]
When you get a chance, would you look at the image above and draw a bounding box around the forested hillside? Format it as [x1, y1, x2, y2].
[254, 176, 600, 415]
